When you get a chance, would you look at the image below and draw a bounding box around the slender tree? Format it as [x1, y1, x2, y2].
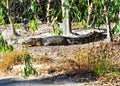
[87, 0, 93, 27]
[104, 1, 113, 42]
[118, 0, 120, 19]
[104, 6, 112, 42]
[5, 0, 19, 36]
[46, 0, 51, 24]
[61, 0, 72, 36]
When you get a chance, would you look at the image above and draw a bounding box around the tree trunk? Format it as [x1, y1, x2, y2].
[86, 0, 93, 27]
[46, 0, 51, 24]
[61, 0, 72, 36]
[118, 10, 120, 20]
[104, 6, 112, 42]
[8, 17, 15, 35]
[105, 16, 112, 42]
[6, 0, 19, 36]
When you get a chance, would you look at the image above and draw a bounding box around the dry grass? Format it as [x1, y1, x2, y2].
[62, 42, 120, 75]
[32, 42, 120, 77]
[31, 56, 54, 64]
[0, 41, 119, 80]
[0, 50, 26, 71]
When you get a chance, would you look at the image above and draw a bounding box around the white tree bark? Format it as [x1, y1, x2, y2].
[87, 0, 93, 27]
[61, 0, 72, 36]
[104, 6, 112, 42]
[105, 15, 112, 42]
[118, 10, 120, 19]
[46, 0, 51, 24]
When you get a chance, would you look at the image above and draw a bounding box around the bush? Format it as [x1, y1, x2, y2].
[21, 54, 38, 78]
[0, 31, 13, 52]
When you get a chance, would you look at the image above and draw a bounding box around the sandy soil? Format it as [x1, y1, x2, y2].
[0, 24, 120, 85]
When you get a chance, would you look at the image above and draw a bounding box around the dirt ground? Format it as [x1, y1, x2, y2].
[0, 24, 120, 85]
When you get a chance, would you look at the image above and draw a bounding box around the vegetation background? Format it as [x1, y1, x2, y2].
[0, 0, 120, 85]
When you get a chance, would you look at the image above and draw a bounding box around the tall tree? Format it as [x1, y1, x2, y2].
[46, 0, 51, 24]
[0, 0, 19, 36]
[104, 5, 112, 42]
[86, 0, 93, 27]
[5, 0, 19, 36]
[61, 0, 72, 36]
[118, 0, 120, 19]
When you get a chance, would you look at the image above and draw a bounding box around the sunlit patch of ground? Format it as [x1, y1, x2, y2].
[0, 24, 120, 85]
[0, 40, 119, 85]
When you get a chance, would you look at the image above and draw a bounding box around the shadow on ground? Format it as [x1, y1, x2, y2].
[0, 71, 98, 86]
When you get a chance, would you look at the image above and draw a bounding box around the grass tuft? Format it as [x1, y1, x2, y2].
[0, 50, 26, 71]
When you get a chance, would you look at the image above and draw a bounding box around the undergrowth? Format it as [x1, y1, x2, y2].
[0, 31, 13, 52]
[0, 41, 119, 80]
[71, 42, 120, 76]
[21, 54, 38, 78]
[0, 51, 25, 71]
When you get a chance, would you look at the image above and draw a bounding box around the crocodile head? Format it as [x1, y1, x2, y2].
[22, 38, 44, 46]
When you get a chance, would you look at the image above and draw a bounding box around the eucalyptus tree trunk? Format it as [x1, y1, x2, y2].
[6, 0, 19, 36]
[118, 8, 120, 20]
[86, 0, 93, 27]
[61, 0, 72, 36]
[104, 6, 112, 42]
[46, 0, 51, 24]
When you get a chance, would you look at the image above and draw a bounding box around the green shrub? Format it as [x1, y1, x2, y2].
[28, 16, 38, 32]
[21, 54, 38, 78]
[0, 31, 13, 52]
[113, 20, 120, 35]
[93, 59, 113, 75]
[51, 23, 63, 35]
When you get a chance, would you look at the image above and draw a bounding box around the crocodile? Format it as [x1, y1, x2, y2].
[22, 38, 43, 46]
[22, 31, 107, 46]
[22, 36, 71, 46]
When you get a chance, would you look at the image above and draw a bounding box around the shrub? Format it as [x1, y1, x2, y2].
[0, 31, 13, 52]
[72, 42, 120, 76]
[21, 54, 38, 78]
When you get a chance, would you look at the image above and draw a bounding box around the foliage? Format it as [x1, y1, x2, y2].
[28, 16, 38, 32]
[88, 44, 110, 75]
[93, 57, 113, 75]
[50, 23, 63, 35]
[90, 44, 117, 75]
[0, 31, 13, 52]
[74, 20, 88, 30]
[72, 42, 120, 76]
[50, 1, 62, 22]
[107, 71, 120, 76]
[22, 0, 42, 19]
[21, 0, 42, 25]
[63, 0, 80, 22]
[21, 54, 38, 78]
[14, 23, 20, 29]
[0, 1, 7, 26]
[50, 8, 63, 35]
[0, 15, 6, 26]
[113, 20, 120, 35]
[0, 0, 42, 32]
[0, 0, 119, 33]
